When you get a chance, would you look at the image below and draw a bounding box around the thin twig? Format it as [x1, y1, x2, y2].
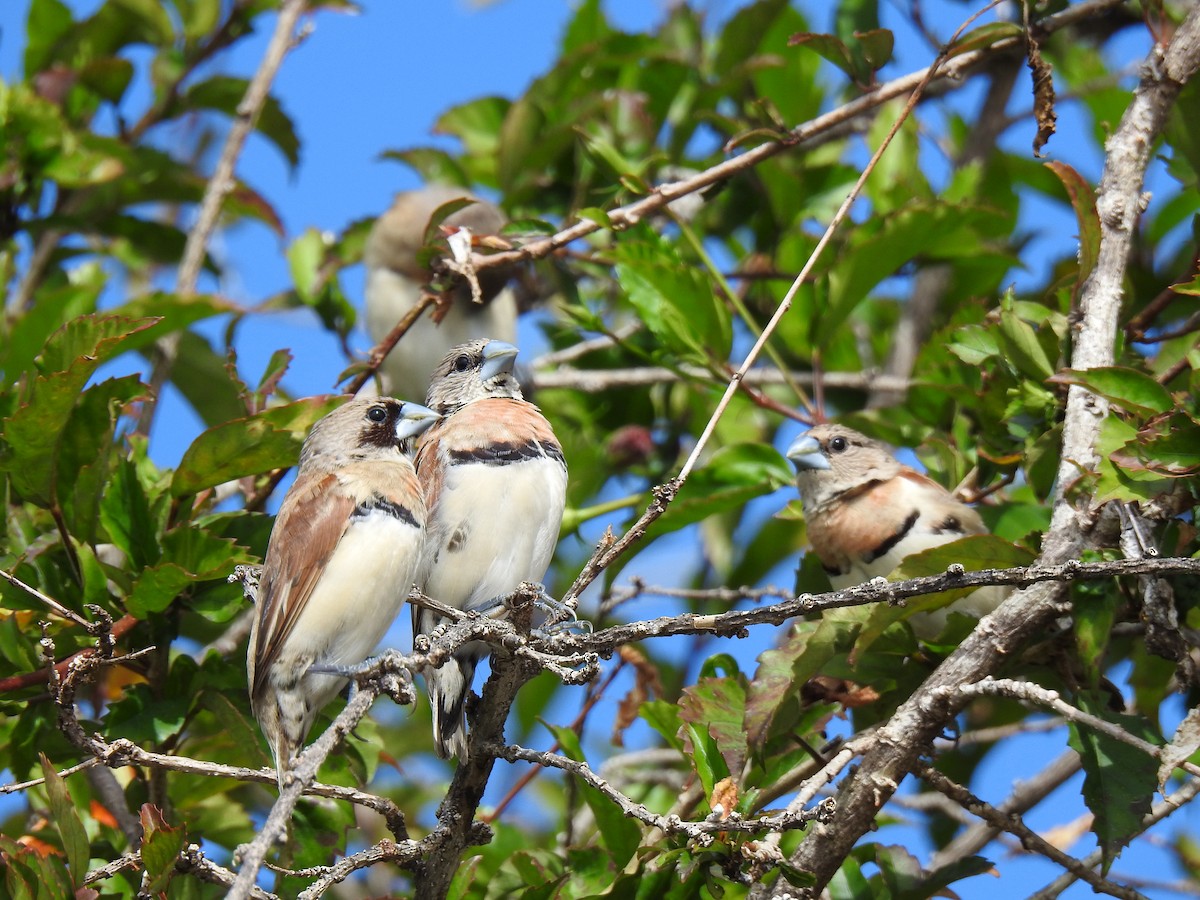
[0, 568, 92, 628]
[921, 766, 1149, 900]
[488, 742, 833, 840]
[178, 0, 309, 294]
[1030, 777, 1200, 899]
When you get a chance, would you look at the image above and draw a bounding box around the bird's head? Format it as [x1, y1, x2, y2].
[786, 424, 901, 513]
[300, 397, 441, 469]
[425, 338, 522, 414]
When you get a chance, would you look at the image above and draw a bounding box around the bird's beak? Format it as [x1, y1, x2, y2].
[395, 403, 442, 441]
[479, 340, 519, 381]
[786, 434, 831, 471]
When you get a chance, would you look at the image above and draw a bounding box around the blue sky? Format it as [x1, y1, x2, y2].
[1, 2, 1193, 896]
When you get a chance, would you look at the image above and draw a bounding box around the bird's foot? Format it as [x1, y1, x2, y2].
[467, 582, 592, 636]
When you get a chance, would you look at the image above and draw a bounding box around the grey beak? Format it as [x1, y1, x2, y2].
[479, 340, 519, 381]
[395, 403, 442, 441]
[786, 434, 831, 471]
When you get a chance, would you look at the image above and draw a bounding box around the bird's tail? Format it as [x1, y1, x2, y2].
[427, 652, 477, 761]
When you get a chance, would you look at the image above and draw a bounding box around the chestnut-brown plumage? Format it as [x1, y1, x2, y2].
[414, 339, 567, 759]
[787, 424, 1004, 637]
[247, 397, 440, 785]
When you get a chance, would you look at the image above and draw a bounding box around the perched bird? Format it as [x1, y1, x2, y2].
[414, 339, 567, 760]
[786, 424, 1005, 637]
[364, 185, 518, 404]
[247, 397, 441, 785]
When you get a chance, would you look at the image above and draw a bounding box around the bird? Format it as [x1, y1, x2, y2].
[247, 396, 441, 786]
[364, 185, 518, 404]
[786, 423, 1005, 638]
[413, 338, 567, 760]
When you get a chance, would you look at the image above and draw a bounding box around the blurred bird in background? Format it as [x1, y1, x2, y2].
[364, 185, 518, 403]
[414, 339, 567, 760]
[247, 397, 440, 786]
[787, 424, 1006, 638]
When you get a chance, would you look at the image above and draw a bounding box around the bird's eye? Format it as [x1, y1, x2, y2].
[829, 436, 848, 453]
[367, 406, 388, 423]
[453, 354, 472, 373]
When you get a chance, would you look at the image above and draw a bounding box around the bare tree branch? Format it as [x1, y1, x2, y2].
[928, 749, 1081, 870]
[492, 741, 832, 838]
[177, 0, 310, 294]
[568, 557, 1200, 651]
[1030, 777, 1200, 899]
[921, 766, 1149, 900]
[528, 365, 912, 394]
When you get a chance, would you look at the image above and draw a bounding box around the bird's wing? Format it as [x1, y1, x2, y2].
[249, 471, 356, 703]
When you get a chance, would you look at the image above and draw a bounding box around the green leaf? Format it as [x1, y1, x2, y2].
[162, 330, 249, 427]
[746, 616, 859, 745]
[890, 534, 1037, 583]
[127, 525, 252, 617]
[1073, 565, 1120, 687]
[614, 225, 731, 363]
[78, 56, 134, 103]
[788, 32, 856, 80]
[59, 374, 149, 542]
[946, 324, 1000, 365]
[1048, 367, 1175, 417]
[1067, 693, 1159, 872]
[562, 0, 611, 53]
[0, 315, 160, 505]
[642, 444, 792, 548]
[171, 396, 345, 497]
[855, 29, 894, 73]
[678, 673, 748, 789]
[435, 95, 510, 160]
[544, 723, 641, 868]
[920, 855, 997, 897]
[1093, 417, 1177, 504]
[99, 454, 166, 570]
[1, 273, 103, 383]
[639, 699, 684, 751]
[682, 718, 726, 800]
[1165, 80, 1200, 189]
[1045, 161, 1101, 289]
[1111, 414, 1200, 477]
[0, 834, 74, 900]
[39, 752, 90, 885]
[24, 0, 74, 74]
[821, 204, 990, 347]
[380, 147, 470, 186]
[139, 805, 186, 892]
[180, 76, 299, 168]
[997, 307, 1055, 381]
